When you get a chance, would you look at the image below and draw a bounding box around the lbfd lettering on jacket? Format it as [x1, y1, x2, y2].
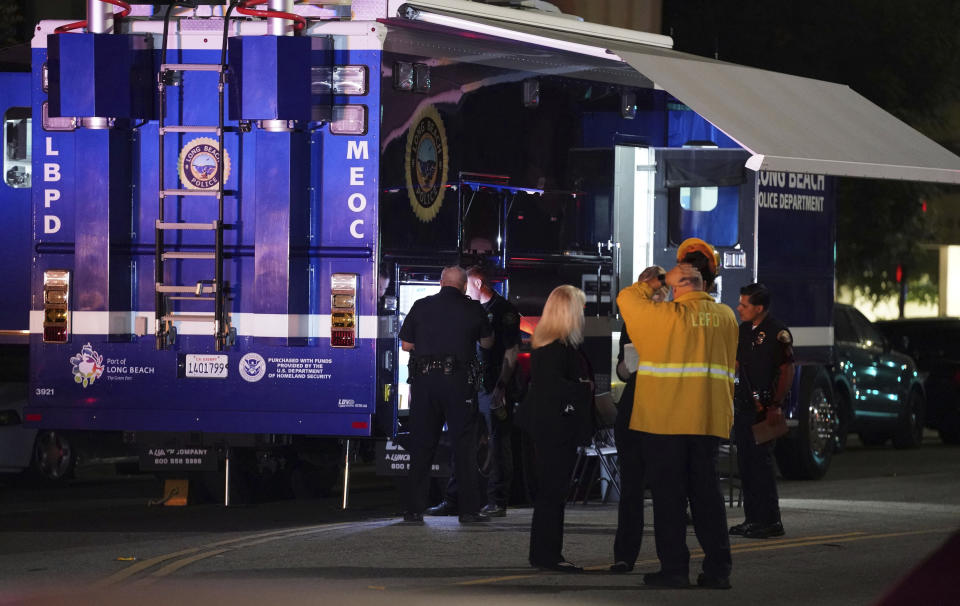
[691, 311, 721, 328]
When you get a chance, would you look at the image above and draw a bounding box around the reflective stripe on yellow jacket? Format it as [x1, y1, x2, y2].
[617, 282, 738, 439]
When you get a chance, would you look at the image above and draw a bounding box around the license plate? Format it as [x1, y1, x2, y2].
[185, 354, 229, 378]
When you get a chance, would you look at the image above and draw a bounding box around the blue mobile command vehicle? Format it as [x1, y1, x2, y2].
[1, 0, 958, 490]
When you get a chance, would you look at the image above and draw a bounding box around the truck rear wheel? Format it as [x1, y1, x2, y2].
[30, 430, 76, 483]
[776, 367, 836, 480]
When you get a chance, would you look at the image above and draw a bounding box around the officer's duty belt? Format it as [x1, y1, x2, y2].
[412, 355, 462, 375]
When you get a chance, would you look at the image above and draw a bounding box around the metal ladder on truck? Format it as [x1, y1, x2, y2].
[154, 49, 233, 351]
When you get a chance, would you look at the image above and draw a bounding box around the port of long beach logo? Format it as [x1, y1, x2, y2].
[70, 343, 104, 388]
[178, 137, 232, 190]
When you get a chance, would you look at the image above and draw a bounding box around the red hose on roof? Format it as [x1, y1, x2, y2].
[236, 1, 306, 31]
[53, 0, 131, 34]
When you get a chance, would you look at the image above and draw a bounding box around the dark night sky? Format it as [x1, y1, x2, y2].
[662, 0, 960, 150]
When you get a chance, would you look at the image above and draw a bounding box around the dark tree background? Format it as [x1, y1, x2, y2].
[663, 0, 960, 304]
[0, 0, 23, 48]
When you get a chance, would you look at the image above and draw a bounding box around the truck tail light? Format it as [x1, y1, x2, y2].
[329, 105, 367, 135]
[43, 270, 70, 343]
[333, 66, 368, 95]
[330, 273, 357, 348]
[311, 65, 368, 96]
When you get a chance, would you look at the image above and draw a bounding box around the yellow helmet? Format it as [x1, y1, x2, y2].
[676, 238, 719, 274]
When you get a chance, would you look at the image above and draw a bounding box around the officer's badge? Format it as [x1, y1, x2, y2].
[754, 331, 766, 345]
[777, 329, 792, 344]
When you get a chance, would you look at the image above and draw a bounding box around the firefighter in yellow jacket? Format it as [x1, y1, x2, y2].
[616, 238, 737, 590]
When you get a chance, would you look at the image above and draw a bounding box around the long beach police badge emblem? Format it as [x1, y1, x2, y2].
[178, 137, 231, 190]
[405, 105, 449, 222]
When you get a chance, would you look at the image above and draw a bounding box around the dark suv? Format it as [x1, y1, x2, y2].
[832, 304, 926, 449]
[874, 317, 960, 444]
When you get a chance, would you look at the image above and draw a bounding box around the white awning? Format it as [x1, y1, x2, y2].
[394, 1, 960, 184]
[617, 49, 960, 184]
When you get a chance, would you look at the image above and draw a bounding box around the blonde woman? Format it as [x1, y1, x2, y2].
[525, 285, 592, 572]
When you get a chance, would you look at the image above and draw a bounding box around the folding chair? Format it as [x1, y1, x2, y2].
[568, 392, 622, 504]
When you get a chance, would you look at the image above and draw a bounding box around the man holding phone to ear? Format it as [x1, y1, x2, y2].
[617, 238, 738, 590]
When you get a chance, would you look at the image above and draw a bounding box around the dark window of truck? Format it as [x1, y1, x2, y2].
[665, 148, 746, 248]
[508, 190, 596, 254]
[668, 185, 740, 247]
[460, 185, 502, 255]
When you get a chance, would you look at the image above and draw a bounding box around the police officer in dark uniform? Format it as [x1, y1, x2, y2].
[399, 266, 494, 524]
[469, 265, 521, 515]
[425, 265, 521, 517]
[731, 283, 795, 539]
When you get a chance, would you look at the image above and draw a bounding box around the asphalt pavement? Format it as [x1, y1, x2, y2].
[1, 432, 958, 605]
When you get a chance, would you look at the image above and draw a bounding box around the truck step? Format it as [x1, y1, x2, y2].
[162, 252, 216, 260]
[156, 284, 217, 294]
[160, 189, 224, 198]
[162, 314, 216, 323]
[156, 221, 218, 231]
[161, 63, 224, 73]
[159, 126, 221, 135]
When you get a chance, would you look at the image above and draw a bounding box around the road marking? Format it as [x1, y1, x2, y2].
[90, 547, 203, 589]
[92, 519, 393, 589]
[466, 532, 867, 582]
[456, 529, 950, 586]
[458, 573, 545, 586]
[149, 548, 231, 578]
[92, 516, 953, 590]
[93, 524, 342, 587]
[781, 499, 960, 516]
[728, 527, 952, 555]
